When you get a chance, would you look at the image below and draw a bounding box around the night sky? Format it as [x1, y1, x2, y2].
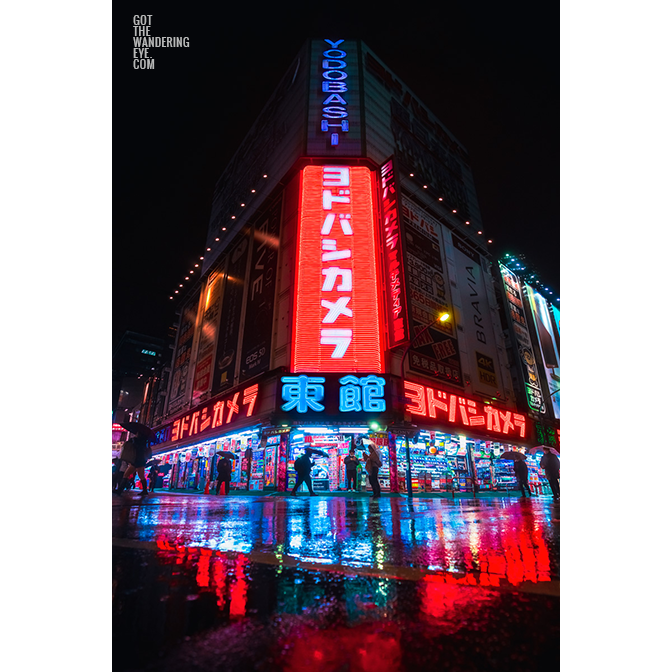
[113, 1, 558, 346]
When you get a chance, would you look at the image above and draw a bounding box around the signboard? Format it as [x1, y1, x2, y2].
[150, 378, 276, 451]
[277, 373, 389, 422]
[307, 39, 362, 156]
[239, 195, 282, 382]
[402, 198, 462, 384]
[404, 380, 529, 442]
[450, 234, 501, 394]
[212, 231, 250, 393]
[379, 156, 410, 348]
[192, 267, 225, 403]
[292, 165, 383, 372]
[168, 292, 200, 412]
[526, 286, 561, 419]
[499, 263, 545, 413]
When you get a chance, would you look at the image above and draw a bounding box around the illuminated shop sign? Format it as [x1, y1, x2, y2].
[292, 165, 383, 372]
[404, 380, 528, 440]
[320, 39, 349, 146]
[499, 263, 545, 413]
[277, 373, 388, 419]
[150, 381, 264, 449]
[379, 156, 409, 347]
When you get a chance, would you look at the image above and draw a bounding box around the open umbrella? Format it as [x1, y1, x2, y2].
[119, 421, 155, 440]
[528, 445, 560, 456]
[499, 451, 527, 461]
[216, 451, 236, 459]
[156, 464, 172, 474]
[305, 447, 328, 458]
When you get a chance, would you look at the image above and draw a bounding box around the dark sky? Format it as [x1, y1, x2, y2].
[113, 1, 558, 346]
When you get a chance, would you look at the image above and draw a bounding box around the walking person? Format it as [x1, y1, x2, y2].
[215, 456, 232, 495]
[513, 455, 533, 498]
[362, 443, 382, 498]
[291, 452, 316, 496]
[344, 447, 359, 491]
[148, 464, 160, 492]
[114, 438, 136, 494]
[121, 434, 151, 495]
[540, 447, 560, 500]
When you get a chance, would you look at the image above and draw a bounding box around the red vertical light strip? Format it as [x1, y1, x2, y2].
[292, 165, 383, 372]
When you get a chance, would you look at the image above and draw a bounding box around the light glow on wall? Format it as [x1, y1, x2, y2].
[292, 165, 383, 372]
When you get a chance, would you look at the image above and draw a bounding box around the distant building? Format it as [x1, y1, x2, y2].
[112, 331, 168, 423]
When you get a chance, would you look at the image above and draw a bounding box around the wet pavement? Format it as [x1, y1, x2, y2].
[113, 492, 560, 671]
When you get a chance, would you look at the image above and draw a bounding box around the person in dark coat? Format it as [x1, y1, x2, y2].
[344, 448, 359, 491]
[215, 457, 232, 495]
[513, 456, 532, 497]
[121, 435, 151, 495]
[291, 453, 315, 496]
[540, 447, 560, 499]
[362, 445, 382, 498]
[148, 464, 160, 492]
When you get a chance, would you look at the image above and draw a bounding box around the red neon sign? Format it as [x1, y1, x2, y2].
[169, 383, 259, 443]
[379, 157, 409, 347]
[404, 381, 527, 439]
[292, 165, 383, 372]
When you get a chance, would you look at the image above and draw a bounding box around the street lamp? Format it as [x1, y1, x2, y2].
[398, 311, 450, 496]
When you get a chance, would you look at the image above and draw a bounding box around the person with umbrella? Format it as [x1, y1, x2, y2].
[362, 441, 382, 499]
[147, 461, 160, 492]
[215, 453, 233, 495]
[540, 446, 560, 500]
[118, 422, 154, 496]
[291, 449, 316, 496]
[512, 453, 533, 498]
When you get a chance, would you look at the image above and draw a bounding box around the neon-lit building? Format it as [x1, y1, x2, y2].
[146, 39, 559, 494]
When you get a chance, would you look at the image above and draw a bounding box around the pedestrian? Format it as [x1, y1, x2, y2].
[148, 464, 160, 492]
[120, 435, 151, 495]
[215, 456, 232, 495]
[344, 447, 359, 491]
[362, 443, 382, 498]
[540, 447, 560, 499]
[113, 438, 136, 493]
[513, 456, 533, 497]
[291, 452, 316, 496]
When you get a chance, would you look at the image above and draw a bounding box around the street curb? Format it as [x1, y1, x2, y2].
[129, 489, 557, 501]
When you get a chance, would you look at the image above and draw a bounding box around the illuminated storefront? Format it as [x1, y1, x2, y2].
[150, 38, 558, 494]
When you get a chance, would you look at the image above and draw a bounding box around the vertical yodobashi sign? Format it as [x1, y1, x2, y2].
[307, 39, 362, 156]
[499, 263, 545, 413]
[239, 195, 282, 382]
[292, 165, 383, 373]
[379, 156, 409, 348]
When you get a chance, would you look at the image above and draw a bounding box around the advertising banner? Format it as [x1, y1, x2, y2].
[401, 197, 462, 385]
[167, 292, 201, 413]
[499, 263, 545, 413]
[449, 235, 501, 395]
[307, 38, 362, 156]
[292, 165, 383, 373]
[378, 156, 410, 348]
[239, 195, 282, 382]
[212, 231, 251, 394]
[191, 266, 225, 403]
[526, 285, 561, 419]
